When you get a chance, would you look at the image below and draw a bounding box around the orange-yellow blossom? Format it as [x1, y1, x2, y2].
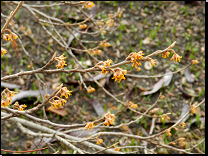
[1, 48, 7, 56]
[165, 128, 172, 136]
[87, 86, 95, 93]
[192, 60, 199, 64]
[126, 51, 144, 68]
[117, 11, 123, 18]
[161, 113, 171, 122]
[60, 87, 72, 99]
[55, 54, 67, 69]
[106, 19, 114, 28]
[149, 58, 157, 67]
[98, 65, 109, 76]
[114, 147, 120, 151]
[99, 40, 110, 47]
[83, 122, 95, 131]
[111, 68, 127, 83]
[190, 104, 196, 114]
[162, 52, 170, 58]
[170, 53, 182, 62]
[128, 101, 138, 109]
[96, 138, 103, 144]
[79, 24, 87, 29]
[83, 1, 94, 8]
[18, 104, 27, 111]
[103, 112, 115, 126]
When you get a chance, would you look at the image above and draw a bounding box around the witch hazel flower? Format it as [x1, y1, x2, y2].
[55, 54, 67, 69]
[111, 68, 127, 83]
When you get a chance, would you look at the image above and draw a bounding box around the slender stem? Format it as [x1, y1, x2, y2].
[1, 1, 23, 35]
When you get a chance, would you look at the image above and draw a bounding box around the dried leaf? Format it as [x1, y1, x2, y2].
[87, 73, 107, 82]
[46, 106, 68, 117]
[11, 89, 55, 104]
[184, 66, 194, 83]
[142, 69, 173, 95]
[178, 103, 190, 123]
[68, 128, 100, 138]
[90, 98, 105, 116]
[89, 4, 97, 19]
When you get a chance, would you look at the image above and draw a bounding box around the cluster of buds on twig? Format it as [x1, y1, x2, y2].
[103, 112, 115, 126]
[1, 29, 18, 57]
[83, 122, 95, 131]
[161, 113, 171, 122]
[54, 54, 67, 69]
[47, 86, 72, 110]
[13, 101, 27, 111]
[127, 101, 138, 109]
[189, 103, 197, 114]
[79, 24, 87, 30]
[168, 49, 182, 62]
[1, 88, 18, 108]
[2, 30, 18, 42]
[111, 68, 127, 83]
[87, 47, 102, 55]
[94, 59, 113, 75]
[99, 40, 110, 47]
[1, 47, 7, 56]
[87, 85, 95, 93]
[126, 51, 144, 68]
[81, 1, 95, 9]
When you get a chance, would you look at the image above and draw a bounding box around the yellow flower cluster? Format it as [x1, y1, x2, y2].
[117, 11, 123, 18]
[87, 48, 102, 55]
[103, 112, 115, 126]
[181, 122, 186, 128]
[83, 122, 95, 131]
[159, 95, 165, 100]
[87, 85, 95, 93]
[95, 59, 113, 76]
[49, 98, 66, 110]
[170, 53, 182, 62]
[60, 87, 73, 99]
[111, 68, 127, 83]
[97, 21, 104, 26]
[190, 104, 197, 114]
[114, 147, 120, 151]
[127, 101, 138, 109]
[161, 113, 171, 122]
[149, 58, 157, 67]
[3, 32, 18, 42]
[162, 52, 170, 58]
[13, 101, 27, 111]
[82, 1, 95, 9]
[178, 138, 186, 146]
[1, 88, 18, 108]
[48, 87, 72, 110]
[106, 19, 114, 28]
[96, 138, 103, 144]
[55, 54, 67, 69]
[192, 60, 199, 64]
[99, 40, 110, 47]
[165, 128, 172, 136]
[1, 47, 7, 56]
[79, 24, 87, 29]
[126, 51, 144, 68]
